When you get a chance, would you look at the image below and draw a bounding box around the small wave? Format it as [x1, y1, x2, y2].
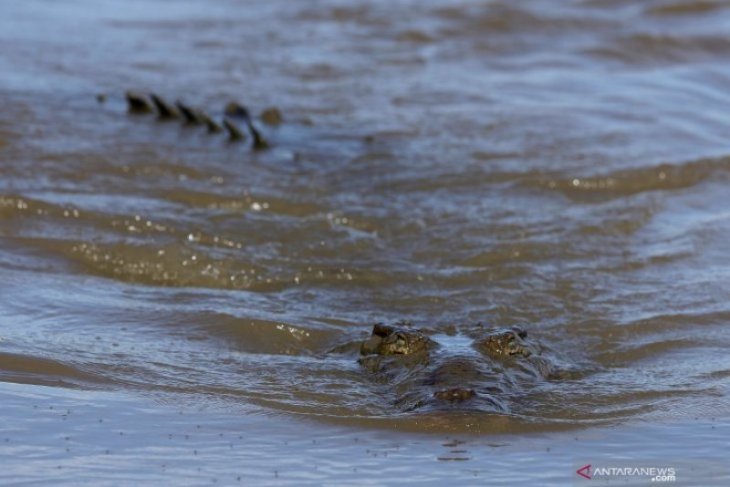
[460, 241, 566, 268]
[0, 194, 58, 218]
[585, 33, 730, 65]
[63, 240, 399, 292]
[528, 156, 730, 201]
[198, 312, 337, 355]
[647, 0, 728, 16]
[160, 188, 324, 218]
[67, 241, 273, 291]
[0, 351, 104, 389]
[595, 338, 700, 365]
[434, 3, 610, 35]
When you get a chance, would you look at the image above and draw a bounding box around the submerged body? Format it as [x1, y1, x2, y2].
[357, 323, 557, 414]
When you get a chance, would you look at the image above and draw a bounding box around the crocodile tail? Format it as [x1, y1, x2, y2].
[223, 118, 246, 141]
[150, 94, 180, 119]
[225, 102, 270, 149]
[125, 91, 153, 114]
[246, 121, 270, 150]
[175, 101, 203, 124]
[224, 102, 249, 119]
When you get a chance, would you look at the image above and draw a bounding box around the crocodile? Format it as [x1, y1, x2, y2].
[121, 91, 274, 149]
[357, 321, 558, 414]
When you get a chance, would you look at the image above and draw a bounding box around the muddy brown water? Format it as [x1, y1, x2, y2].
[1, 0, 729, 484]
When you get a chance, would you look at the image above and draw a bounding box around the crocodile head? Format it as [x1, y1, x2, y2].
[475, 326, 534, 358]
[360, 323, 434, 356]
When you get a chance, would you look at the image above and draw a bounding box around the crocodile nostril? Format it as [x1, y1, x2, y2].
[434, 388, 475, 402]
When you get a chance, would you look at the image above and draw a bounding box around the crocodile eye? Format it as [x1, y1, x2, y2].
[516, 328, 527, 339]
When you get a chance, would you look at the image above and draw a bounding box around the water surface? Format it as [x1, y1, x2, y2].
[1, 0, 729, 483]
